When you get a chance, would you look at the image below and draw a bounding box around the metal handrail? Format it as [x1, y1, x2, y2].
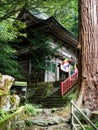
[71, 100, 98, 130]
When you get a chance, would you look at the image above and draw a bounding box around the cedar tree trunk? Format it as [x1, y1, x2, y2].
[77, 0, 98, 110]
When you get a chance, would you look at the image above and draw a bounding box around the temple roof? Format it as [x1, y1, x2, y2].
[17, 9, 78, 49]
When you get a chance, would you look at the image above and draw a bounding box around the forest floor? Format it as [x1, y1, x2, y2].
[25, 106, 71, 130]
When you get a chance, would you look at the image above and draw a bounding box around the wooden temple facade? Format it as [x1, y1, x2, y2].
[16, 9, 78, 82]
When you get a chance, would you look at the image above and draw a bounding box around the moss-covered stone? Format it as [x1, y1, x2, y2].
[0, 106, 25, 130]
[0, 74, 16, 111]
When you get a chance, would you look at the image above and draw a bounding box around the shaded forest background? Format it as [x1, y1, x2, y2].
[0, 0, 78, 79]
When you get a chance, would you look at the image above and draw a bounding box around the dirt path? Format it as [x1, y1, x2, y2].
[25, 107, 71, 130]
[26, 123, 70, 130]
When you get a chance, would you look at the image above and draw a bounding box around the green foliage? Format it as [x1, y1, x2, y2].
[79, 119, 98, 130]
[96, 122, 98, 128]
[83, 126, 94, 130]
[0, 9, 26, 79]
[0, 19, 26, 42]
[0, 0, 78, 36]
[0, 20, 17, 42]
[0, 0, 43, 21]
[24, 31, 58, 81]
[25, 104, 38, 116]
[25, 119, 32, 127]
[87, 123, 98, 130]
[79, 124, 98, 130]
[0, 0, 26, 21]
[0, 0, 78, 79]
[29, 31, 57, 70]
[0, 109, 8, 121]
[0, 43, 23, 79]
[38, 0, 78, 36]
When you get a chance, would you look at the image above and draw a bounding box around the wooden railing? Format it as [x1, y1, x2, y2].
[60, 72, 78, 95]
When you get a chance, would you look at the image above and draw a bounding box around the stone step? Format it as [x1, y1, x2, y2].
[27, 82, 76, 108]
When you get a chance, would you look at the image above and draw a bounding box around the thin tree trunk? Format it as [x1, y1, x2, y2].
[77, 0, 98, 110]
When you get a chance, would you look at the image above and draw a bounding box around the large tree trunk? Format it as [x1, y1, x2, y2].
[77, 0, 98, 110]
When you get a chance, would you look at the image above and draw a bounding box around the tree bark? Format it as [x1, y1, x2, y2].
[77, 0, 98, 110]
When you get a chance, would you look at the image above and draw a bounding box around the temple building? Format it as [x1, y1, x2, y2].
[16, 9, 78, 82]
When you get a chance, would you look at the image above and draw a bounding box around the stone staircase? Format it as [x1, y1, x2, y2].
[26, 81, 76, 108]
[41, 87, 66, 108]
